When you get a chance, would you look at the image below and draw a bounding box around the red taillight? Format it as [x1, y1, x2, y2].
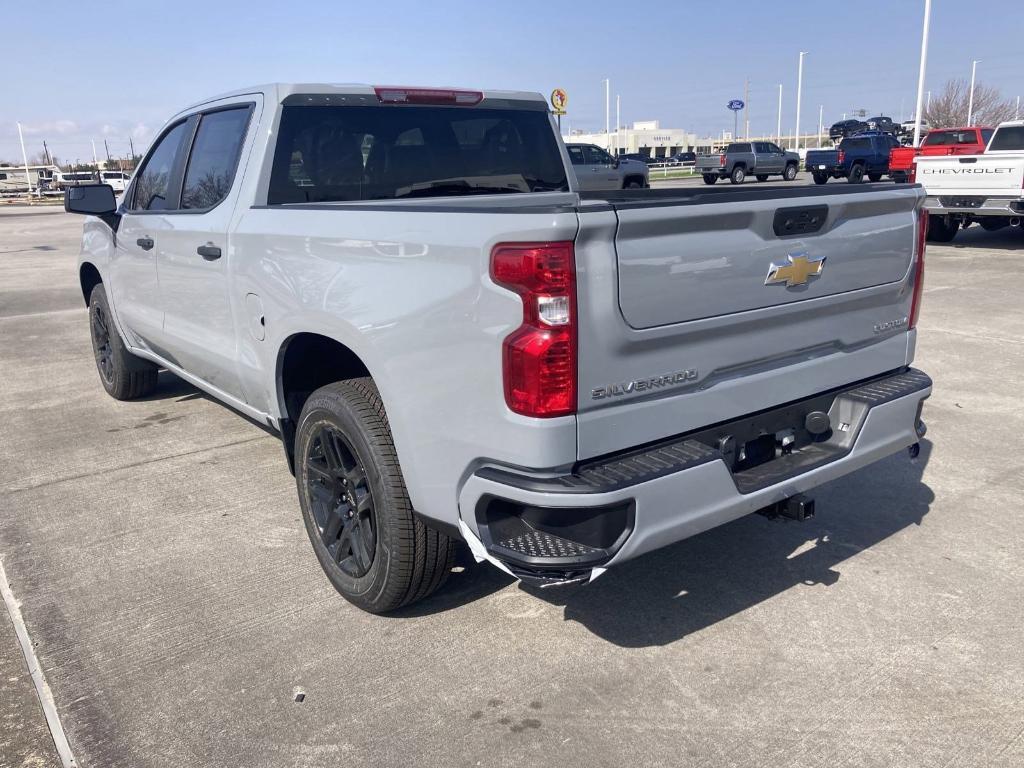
[837, 150, 846, 165]
[373, 86, 483, 106]
[490, 242, 576, 418]
[909, 211, 927, 329]
[719, 154, 726, 167]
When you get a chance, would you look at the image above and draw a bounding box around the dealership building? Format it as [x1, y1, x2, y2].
[563, 121, 700, 159]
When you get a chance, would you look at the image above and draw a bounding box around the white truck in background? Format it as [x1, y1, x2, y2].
[917, 120, 1024, 242]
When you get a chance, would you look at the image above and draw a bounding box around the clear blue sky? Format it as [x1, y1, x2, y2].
[3, 0, 1021, 163]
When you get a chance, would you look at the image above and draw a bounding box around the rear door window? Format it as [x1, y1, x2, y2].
[181, 107, 252, 210]
[726, 143, 751, 153]
[567, 146, 586, 165]
[268, 103, 568, 203]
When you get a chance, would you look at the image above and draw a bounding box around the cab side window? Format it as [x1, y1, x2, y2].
[181, 107, 252, 210]
[567, 146, 586, 166]
[130, 121, 190, 212]
[582, 146, 610, 165]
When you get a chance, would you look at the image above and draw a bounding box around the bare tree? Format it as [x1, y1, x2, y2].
[924, 79, 1017, 128]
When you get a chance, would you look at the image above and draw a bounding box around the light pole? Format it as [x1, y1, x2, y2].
[17, 122, 32, 196]
[615, 94, 620, 156]
[795, 51, 807, 151]
[603, 78, 610, 151]
[912, 0, 932, 148]
[776, 84, 783, 143]
[967, 59, 980, 126]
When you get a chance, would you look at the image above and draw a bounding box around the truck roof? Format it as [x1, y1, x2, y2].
[177, 83, 548, 116]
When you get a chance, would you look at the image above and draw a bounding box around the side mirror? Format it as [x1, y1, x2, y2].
[65, 184, 117, 216]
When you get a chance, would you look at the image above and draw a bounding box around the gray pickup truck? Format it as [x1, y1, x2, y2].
[65, 83, 931, 613]
[697, 141, 801, 184]
[565, 143, 649, 190]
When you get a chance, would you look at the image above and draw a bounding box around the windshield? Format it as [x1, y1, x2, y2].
[268, 104, 568, 203]
[988, 126, 1024, 151]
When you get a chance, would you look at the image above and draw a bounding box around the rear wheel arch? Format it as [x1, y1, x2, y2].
[79, 262, 102, 307]
[276, 332, 374, 471]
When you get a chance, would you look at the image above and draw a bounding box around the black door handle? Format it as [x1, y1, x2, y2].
[197, 244, 222, 261]
[136, 237, 154, 251]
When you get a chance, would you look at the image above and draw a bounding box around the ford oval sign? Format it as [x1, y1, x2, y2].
[727, 99, 745, 111]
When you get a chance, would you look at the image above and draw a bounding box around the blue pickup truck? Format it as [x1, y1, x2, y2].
[805, 132, 901, 184]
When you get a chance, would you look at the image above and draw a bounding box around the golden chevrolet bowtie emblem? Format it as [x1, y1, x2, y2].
[765, 252, 826, 287]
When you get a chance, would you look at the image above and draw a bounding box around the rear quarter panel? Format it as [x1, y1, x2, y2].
[229, 202, 581, 525]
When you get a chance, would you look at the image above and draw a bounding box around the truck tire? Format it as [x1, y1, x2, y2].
[730, 166, 746, 184]
[702, 174, 718, 185]
[623, 177, 644, 189]
[848, 163, 865, 183]
[812, 172, 829, 185]
[783, 163, 798, 181]
[295, 378, 455, 614]
[892, 171, 908, 183]
[926, 215, 960, 243]
[756, 174, 769, 182]
[88, 284, 159, 400]
[868, 172, 882, 182]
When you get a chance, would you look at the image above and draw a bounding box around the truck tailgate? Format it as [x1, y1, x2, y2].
[917, 154, 1024, 196]
[574, 185, 923, 460]
[615, 190, 914, 328]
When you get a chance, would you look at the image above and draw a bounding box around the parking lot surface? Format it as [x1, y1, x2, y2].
[1, 205, 1023, 768]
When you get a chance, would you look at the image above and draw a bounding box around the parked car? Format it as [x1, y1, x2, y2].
[566, 143, 649, 189]
[669, 151, 696, 166]
[898, 119, 931, 136]
[100, 170, 132, 193]
[829, 119, 869, 143]
[695, 141, 800, 184]
[56, 171, 99, 190]
[889, 126, 994, 183]
[866, 116, 897, 134]
[916, 120, 1024, 241]
[805, 132, 901, 184]
[64, 83, 931, 613]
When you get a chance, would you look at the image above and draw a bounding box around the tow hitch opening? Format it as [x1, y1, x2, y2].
[757, 493, 816, 522]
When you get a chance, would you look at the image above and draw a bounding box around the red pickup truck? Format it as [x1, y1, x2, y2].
[890, 126, 995, 183]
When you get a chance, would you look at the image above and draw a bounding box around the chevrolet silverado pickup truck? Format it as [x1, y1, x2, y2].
[806, 132, 901, 184]
[889, 126, 993, 183]
[65, 83, 932, 613]
[916, 120, 1024, 241]
[695, 141, 800, 184]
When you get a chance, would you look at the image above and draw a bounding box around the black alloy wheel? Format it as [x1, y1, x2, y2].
[305, 424, 376, 577]
[91, 300, 115, 386]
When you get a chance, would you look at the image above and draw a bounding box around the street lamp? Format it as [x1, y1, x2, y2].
[776, 84, 783, 143]
[912, 0, 932, 148]
[603, 78, 610, 150]
[967, 60, 980, 126]
[794, 51, 807, 151]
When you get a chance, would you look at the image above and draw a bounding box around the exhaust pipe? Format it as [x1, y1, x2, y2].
[1010, 217, 1021, 227]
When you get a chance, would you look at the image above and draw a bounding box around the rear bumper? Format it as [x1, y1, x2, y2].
[458, 368, 931, 585]
[924, 195, 1024, 216]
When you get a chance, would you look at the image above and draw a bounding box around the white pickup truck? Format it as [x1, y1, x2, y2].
[916, 120, 1024, 242]
[64, 83, 932, 613]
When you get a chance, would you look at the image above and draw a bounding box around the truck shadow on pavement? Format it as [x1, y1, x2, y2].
[948, 226, 1023, 250]
[526, 440, 934, 647]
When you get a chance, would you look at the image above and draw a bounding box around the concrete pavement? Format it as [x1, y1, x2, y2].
[1, 207, 1023, 768]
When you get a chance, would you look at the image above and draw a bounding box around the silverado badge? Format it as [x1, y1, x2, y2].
[765, 252, 826, 287]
